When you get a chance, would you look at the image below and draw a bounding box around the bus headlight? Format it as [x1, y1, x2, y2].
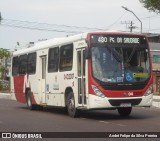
[144, 84, 153, 96]
[91, 85, 105, 98]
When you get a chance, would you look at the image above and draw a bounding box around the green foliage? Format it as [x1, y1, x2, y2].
[0, 79, 10, 91]
[139, 0, 160, 13]
[0, 48, 10, 81]
[0, 66, 5, 80]
[154, 92, 160, 95]
[0, 81, 3, 90]
[0, 48, 10, 59]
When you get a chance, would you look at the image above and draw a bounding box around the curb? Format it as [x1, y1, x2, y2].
[0, 93, 160, 108]
[0, 93, 12, 100]
[152, 96, 160, 108]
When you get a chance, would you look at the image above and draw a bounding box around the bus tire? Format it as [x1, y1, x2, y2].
[117, 107, 132, 117]
[66, 92, 79, 118]
[26, 91, 35, 110]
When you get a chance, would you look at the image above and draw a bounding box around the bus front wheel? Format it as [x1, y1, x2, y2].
[66, 92, 79, 118]
[117, 107, 132, 117]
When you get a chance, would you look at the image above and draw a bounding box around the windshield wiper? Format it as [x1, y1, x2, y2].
[126, 46, 136, 63]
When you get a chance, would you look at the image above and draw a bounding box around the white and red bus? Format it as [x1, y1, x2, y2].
[11, 31, 153, 117]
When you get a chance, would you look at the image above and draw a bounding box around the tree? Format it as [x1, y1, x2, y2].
[0, 48, 10, 59]
[0, 66, 5, 80]
[0, 48, 10, 80]
[139, 0, 160, 13]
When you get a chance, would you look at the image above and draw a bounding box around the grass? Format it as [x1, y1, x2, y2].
[154, 92, 160, 96]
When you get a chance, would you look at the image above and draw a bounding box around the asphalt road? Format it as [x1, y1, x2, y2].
[0, 99, 160, 141]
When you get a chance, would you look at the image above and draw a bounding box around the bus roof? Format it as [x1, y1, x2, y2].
[12, 31, 145, 56]
[13, 32, 88, 56]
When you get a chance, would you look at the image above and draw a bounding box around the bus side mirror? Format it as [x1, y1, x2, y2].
[84, 48, 90, 59]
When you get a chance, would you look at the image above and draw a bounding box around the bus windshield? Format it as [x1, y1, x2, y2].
[90, 35, 150, 84]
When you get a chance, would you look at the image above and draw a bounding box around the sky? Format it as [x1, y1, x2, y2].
[0, 0, 160, 50]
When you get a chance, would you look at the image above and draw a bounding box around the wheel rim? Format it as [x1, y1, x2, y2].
[27, 96, 31, 107]
[68, 98, 75, 111]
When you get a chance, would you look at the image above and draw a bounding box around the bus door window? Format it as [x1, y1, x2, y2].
[40, 56, 47, 104]
[83, 50, 86, 104]
[41, 57, 46, 79]
[77, 51, 81, 77]
[83, 50, 86, 77]
[77, 49, 86, 105]
[77, 50, 82, 102]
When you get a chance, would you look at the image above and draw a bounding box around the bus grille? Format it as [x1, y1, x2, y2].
[108, 99, 142, 106]
[101, 84, 146, 90]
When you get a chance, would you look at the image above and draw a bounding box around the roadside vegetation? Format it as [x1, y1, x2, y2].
[0, 48, 10, 92]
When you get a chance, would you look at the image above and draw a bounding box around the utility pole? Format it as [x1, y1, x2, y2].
[121, 21, 131, 31]
[121, 21, 136, 32]
[122, 6, 142, 33]
[128, 21, 136, 32]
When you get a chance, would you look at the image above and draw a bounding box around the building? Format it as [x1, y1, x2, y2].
[149, 42, 160, 94]
[147, 33, 160, 94]
[147, 33, 160, 43]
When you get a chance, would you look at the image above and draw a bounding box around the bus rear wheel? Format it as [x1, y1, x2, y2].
[26, 91, 36, 110]
[117, 107, 132, 117]
[66, 92, 79, 118]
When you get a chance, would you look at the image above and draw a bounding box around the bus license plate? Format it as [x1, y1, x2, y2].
[120, 103, 131, 107]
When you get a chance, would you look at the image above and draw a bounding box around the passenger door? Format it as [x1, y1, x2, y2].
[77, 48, 87, 106]
[39, 56, 47, 104]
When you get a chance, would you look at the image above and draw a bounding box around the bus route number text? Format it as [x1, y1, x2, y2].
[98, 37, 140, 44]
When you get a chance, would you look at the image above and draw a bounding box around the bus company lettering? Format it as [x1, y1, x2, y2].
[64, 73, 74, 80]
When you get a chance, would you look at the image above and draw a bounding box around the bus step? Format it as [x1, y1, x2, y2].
[41, 103, 47, 107]
[77, 106, 87, 110]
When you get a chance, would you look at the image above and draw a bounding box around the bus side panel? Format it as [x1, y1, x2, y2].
[13, 75, 38, 105]
[13, 75, 26, 103]
[24, 75, 38, 105]
[45, 72, 64, 106]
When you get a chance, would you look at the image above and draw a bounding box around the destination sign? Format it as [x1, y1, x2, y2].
[90, 34, 147, 45]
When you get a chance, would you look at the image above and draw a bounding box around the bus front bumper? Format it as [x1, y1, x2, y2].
[87, 94, 153, 109]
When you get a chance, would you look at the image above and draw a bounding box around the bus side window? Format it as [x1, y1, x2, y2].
[19, 54, 27, 75]
[12, 56, 19, 76]
[27, 52, 36, 74]
[77, 51, 81, 76]
[48, 47, 59, 72]
[60, 44, 73, 71]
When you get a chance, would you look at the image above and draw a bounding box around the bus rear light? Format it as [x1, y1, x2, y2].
[91, 85, 105, 98]
[144, 84, 153, 96]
